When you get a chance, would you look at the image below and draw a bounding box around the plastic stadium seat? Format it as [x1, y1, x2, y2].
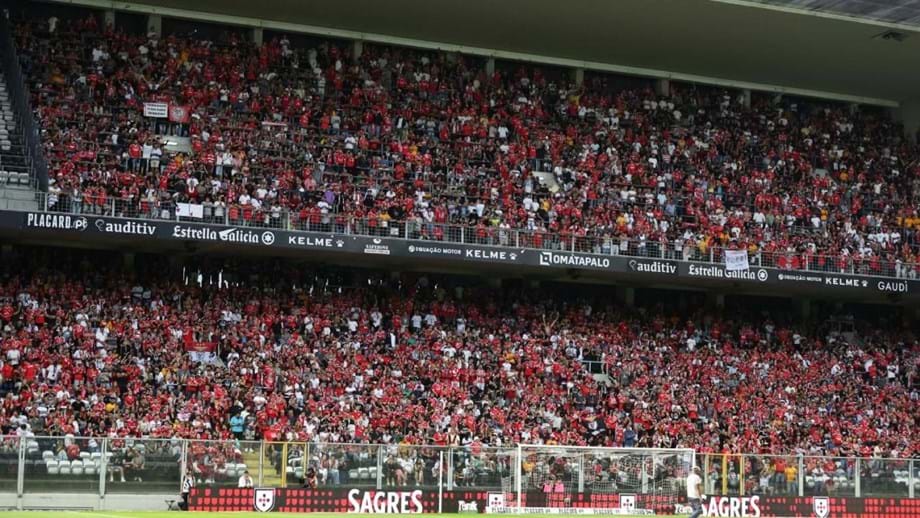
[221, 464, 235, 478]
[80, 452, 91, 460]
[83, 460, 96, 476]
[0, 172, 7, 184]
[71, 460, 84, 476]
[46, 460, 59, 475]
[59, 462, 71, 475]
[42, 451, 55, 461]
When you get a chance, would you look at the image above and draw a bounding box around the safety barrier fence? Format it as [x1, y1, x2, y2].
[3, 190, 915, 281]
[0, 436, 914, 499]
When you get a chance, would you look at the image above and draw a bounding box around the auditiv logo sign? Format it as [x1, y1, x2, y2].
[628, 259, 677, 274]
[95, 219, 156, 236]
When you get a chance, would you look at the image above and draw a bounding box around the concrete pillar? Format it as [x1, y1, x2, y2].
[849, 103, 859, 116]
[655, 79, 670, 97]
[741, 89, 751, 108]
[252, 27, 263, 46]
[147, 14, 162, 37]
[353, 40, 363, 61]
[485, 58, 495, 78]
[894, 99, 920, 144]
[103, 9, 115, 29]
[797, 298, 811, 319]
[616, 286, 635, 307]
[572, 68, 584, 87]
[707, 292, 725, 309]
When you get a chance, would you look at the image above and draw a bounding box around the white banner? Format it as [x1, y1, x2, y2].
[724, 249, 750, 271]
[143, 102, 169, 118]
[189, 351, 218, 364]
[176, 203, 204, 219]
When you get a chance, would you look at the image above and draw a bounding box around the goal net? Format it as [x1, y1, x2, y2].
[495, 445, 695, 515]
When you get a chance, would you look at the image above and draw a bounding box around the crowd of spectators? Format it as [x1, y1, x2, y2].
[0, 248, 916, 464]
[11, 12, 920, 277]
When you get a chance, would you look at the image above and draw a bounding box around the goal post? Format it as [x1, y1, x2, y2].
[493, 444, 696, 515]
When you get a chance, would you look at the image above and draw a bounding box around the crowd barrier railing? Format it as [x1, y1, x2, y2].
[0, 189, 914, 281]
[0, 436, 914, 500]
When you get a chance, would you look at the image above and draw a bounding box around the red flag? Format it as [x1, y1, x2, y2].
[169, 104, 190, 123]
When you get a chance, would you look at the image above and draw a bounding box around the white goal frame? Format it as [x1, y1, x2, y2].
[509, 444, 697, 513]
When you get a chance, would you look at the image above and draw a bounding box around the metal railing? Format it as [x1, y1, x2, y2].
[698, 453, 916, 499]
[24, 191, 919, 281]
[0, 436, 914, 499]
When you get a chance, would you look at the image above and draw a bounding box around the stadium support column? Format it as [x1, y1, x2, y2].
[252, 27, 263, 47]
[741, 89, 751, 108]
[796, 298, 810, 319]
[148, 14, 162, 38]
[485, 58, 495, 78]
[123, 252, 135, 270]
[103, 9, 115, 29]
[894, 99, 920, 144]
[909, 458, 915, 498]
[706, 292, 725, 309]
[438, 451, 444, 513]
[616, 286, 634, 307]
[854, 458, 861, 497]
[515, 444, 523, 509]
[572, 68, 584, 87]
[16, 437, 23, 509]
[353, 40, 363, 61]
[655, 79, 670, 97]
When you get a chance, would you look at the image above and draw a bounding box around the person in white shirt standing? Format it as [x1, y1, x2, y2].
[179, 471, 195, 510]
[687, 465, 705, 518]
[238, 470, 254, 488]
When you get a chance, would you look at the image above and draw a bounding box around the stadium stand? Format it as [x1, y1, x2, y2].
[0, 3, 917, 512]
[0, 249, 916, 459]
[9, 13, 920, 279]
